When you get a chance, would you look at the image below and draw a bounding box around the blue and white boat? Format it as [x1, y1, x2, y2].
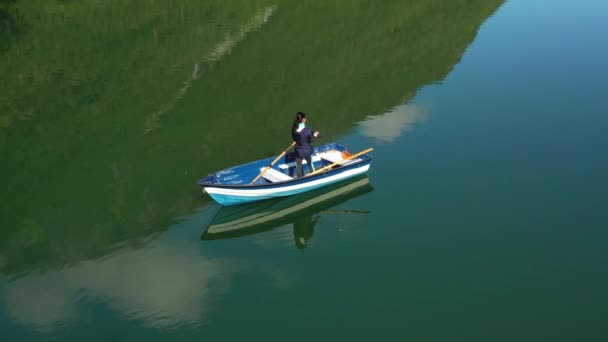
[197, 143, 374, 206]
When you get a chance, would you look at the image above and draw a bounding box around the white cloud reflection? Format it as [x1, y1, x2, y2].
[358, 104, 429, 142]
[3, 235, 233, 331]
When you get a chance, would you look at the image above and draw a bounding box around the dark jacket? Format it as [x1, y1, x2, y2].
[292, 126, 316, 158]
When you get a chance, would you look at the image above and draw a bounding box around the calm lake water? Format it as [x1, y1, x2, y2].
[1, 0, 607, 340]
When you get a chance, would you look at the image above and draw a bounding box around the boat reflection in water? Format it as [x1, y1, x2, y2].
[201, 175, 373, 249]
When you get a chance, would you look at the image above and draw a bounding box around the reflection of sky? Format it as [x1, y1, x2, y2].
[3, 231, 232, 331]
[1, 206, 295, 333]
[358, 104, 428, 142]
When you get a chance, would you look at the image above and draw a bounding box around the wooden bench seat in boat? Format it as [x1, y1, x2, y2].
[260, 167, 293, 183]
[278, 155, 322, 170]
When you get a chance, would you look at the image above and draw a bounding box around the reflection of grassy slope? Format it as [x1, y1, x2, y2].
[163, 0, 504, 169]
[0, 0, 502, 275]
[0, 0, 276, 274]
[0, 1, 21, 53]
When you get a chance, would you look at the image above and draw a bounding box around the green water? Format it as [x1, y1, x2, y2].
[1, 0, 607, 340]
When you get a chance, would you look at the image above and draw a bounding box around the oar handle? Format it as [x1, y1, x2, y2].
[308, 147, 373, 176]
[251, 142, 296, 184]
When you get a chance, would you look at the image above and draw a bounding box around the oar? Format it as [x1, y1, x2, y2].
[250, 142, 296, 184]
[308, 148, 373, 176]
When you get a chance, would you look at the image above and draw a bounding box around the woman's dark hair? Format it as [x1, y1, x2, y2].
[296, 112, 306, 122]
[292, 112, 306, 137]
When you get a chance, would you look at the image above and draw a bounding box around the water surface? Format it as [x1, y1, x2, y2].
[1, 0, 607, 340]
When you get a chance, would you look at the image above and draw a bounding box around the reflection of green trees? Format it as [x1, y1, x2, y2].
[0, 0, 503, 275]
[0, 0, 20, 53]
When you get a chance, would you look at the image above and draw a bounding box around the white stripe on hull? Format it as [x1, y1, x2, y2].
[204, 164, 370, 198]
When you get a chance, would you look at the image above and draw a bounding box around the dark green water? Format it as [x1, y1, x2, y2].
[2, 0, 607, 340]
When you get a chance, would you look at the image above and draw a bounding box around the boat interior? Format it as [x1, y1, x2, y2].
[198, 143, 368, 186]
[260, 149, 360, 183]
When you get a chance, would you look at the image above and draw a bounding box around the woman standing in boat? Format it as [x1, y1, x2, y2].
[291, 112, 320, 177]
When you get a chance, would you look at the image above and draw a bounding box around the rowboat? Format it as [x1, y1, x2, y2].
[202, 175, 373, 241]
[197, 142, 374, 206]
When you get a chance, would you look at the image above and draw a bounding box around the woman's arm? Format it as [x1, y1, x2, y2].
[308, 128, 318, 143]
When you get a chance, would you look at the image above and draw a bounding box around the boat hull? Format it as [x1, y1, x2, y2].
[204, 162, 370, 206]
